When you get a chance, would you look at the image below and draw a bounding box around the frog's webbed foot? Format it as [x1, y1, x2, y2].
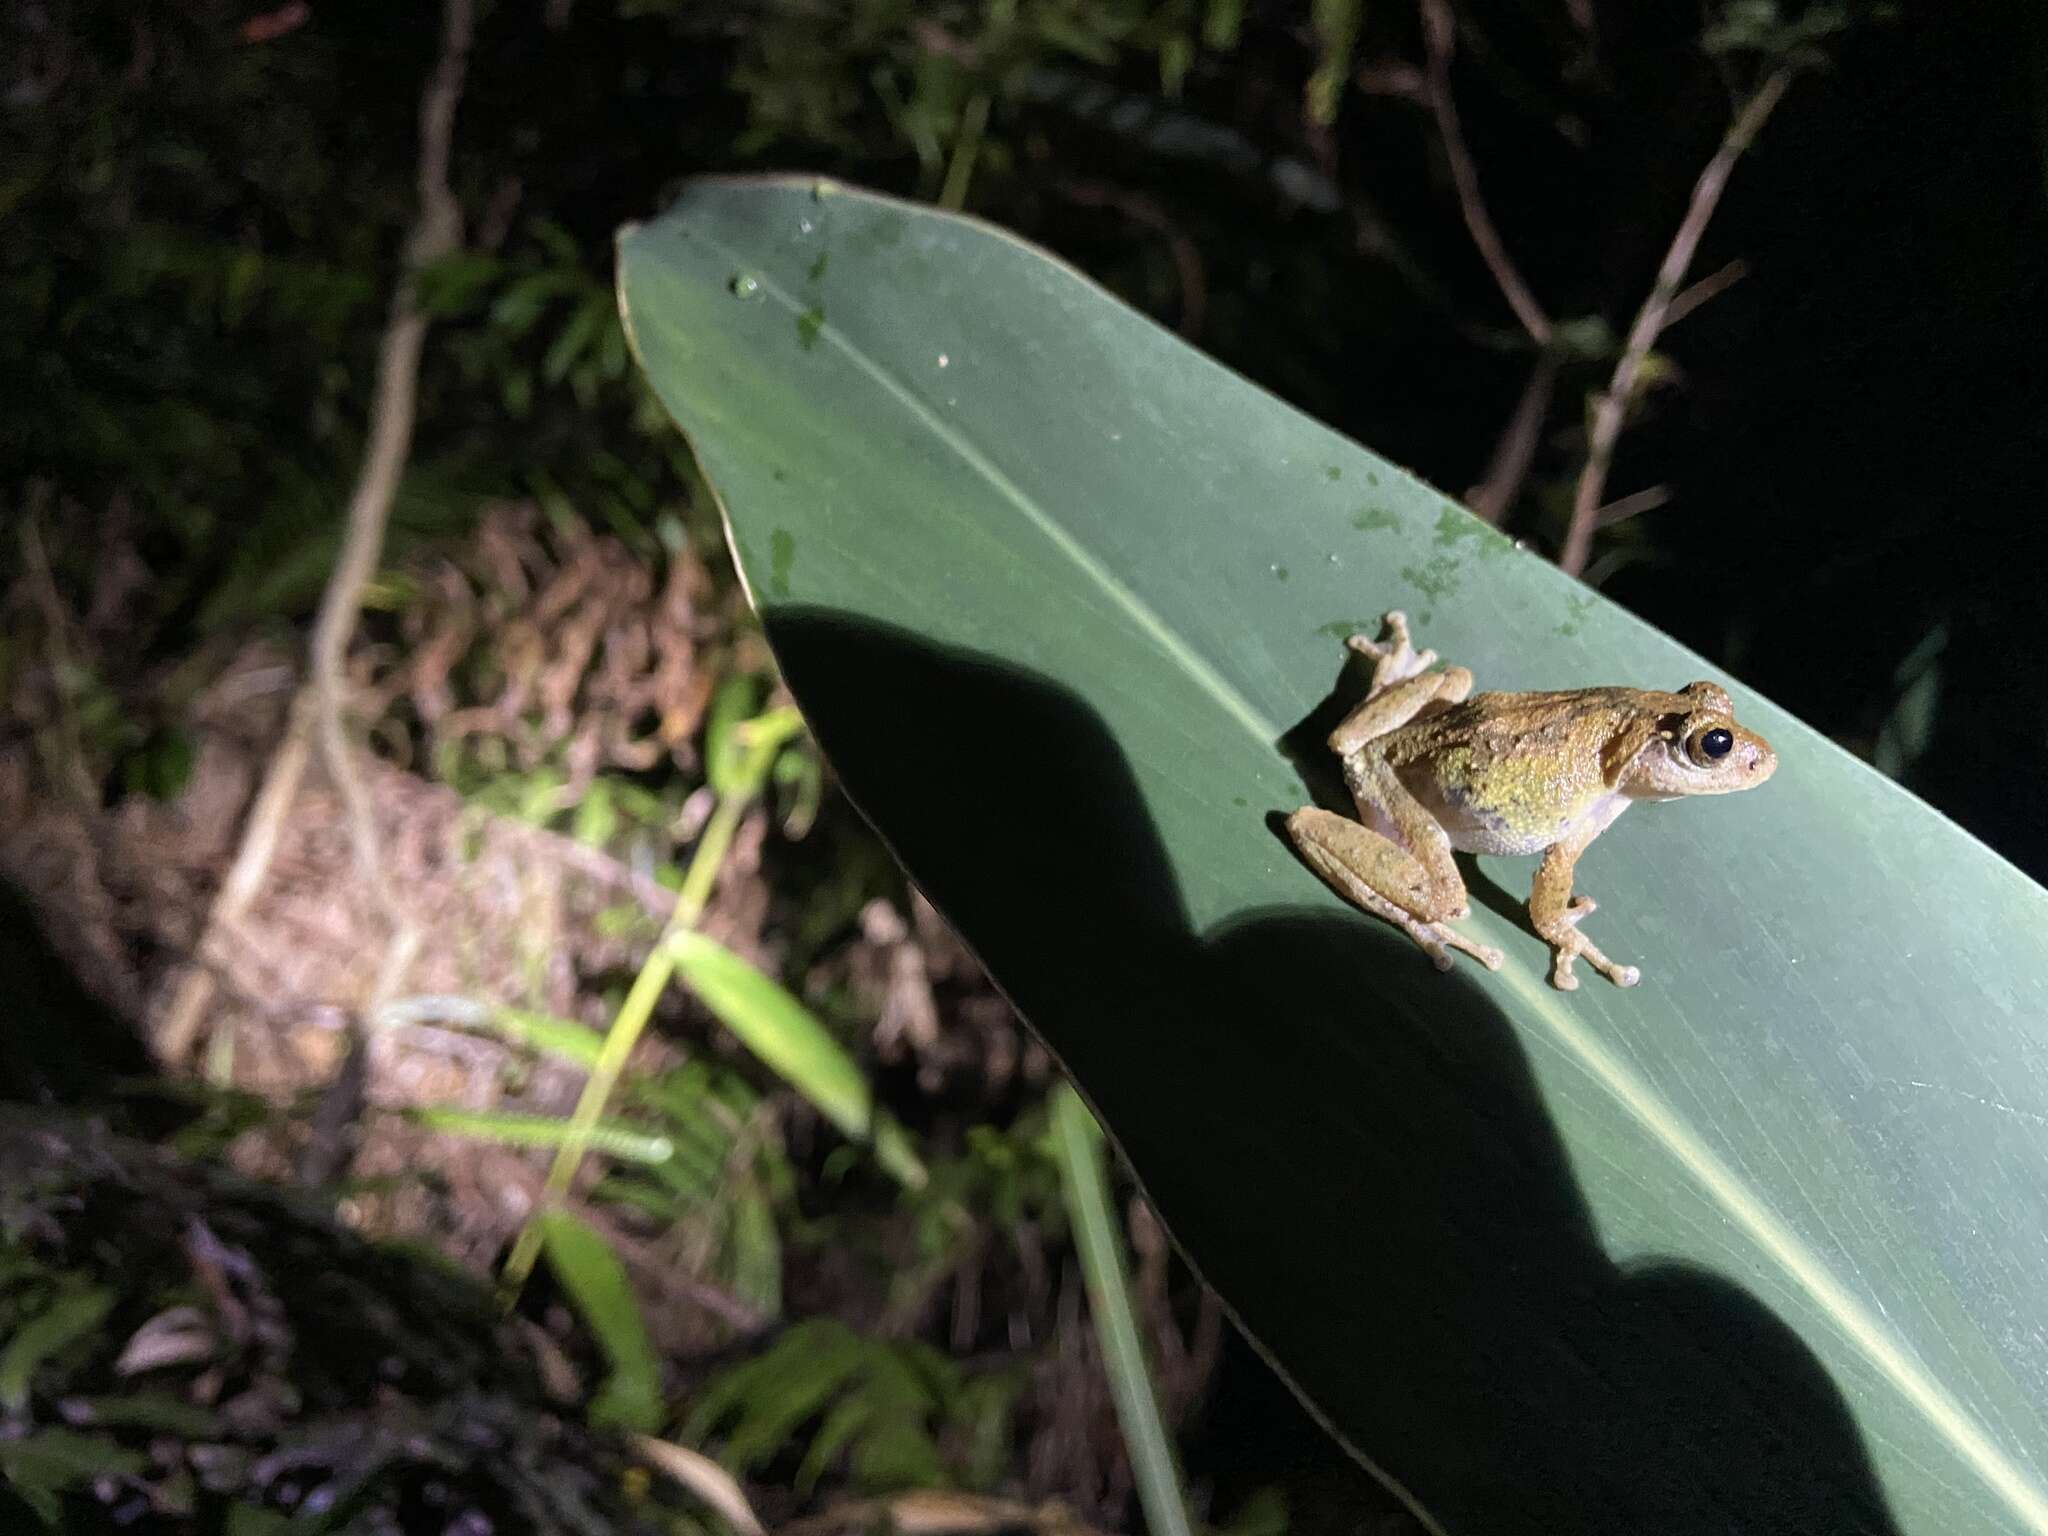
[1345, 882, 1504, 975]
[1532, 851, 1639, 990]
[1286, 807, 1504, 975]
[1544, 915, 1640, 991]
[1345, 610, 1438, 694]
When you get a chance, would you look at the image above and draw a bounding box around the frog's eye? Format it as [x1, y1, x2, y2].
[1691, 727, 1735, 764]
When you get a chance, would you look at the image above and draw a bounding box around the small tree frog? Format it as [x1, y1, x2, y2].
[1287, 611, 1777, 990]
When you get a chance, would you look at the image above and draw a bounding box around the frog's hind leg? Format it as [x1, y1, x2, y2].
[1288, 755, 1503, 974]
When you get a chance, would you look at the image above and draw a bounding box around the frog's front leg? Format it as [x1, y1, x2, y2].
[1326, 662, 1473, 757]
[1529, 839, 1641, 990]
[1287, 754, 1504, 974]
[1344, 609, 1438, 697]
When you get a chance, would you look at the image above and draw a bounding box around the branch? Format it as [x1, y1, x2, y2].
[1056, 178, 1208, 338]
[1466, 351, 1558, 524]
[1664, 256, 1749, 331]
[157, 0, 474, 1064]
[1557, 68, 1792, 576]
[1592, 482, 1673, 530]
[1419, 0, 1551, 345]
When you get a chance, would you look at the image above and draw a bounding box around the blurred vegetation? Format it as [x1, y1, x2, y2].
[4, 0, 2046, 1532]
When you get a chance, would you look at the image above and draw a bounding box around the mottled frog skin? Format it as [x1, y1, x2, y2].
[1287, 612, 1777, 990]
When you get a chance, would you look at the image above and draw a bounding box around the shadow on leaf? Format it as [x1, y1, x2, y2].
[769, 608, 1900, 1536]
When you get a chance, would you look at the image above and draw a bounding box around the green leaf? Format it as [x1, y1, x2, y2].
[666, 929, 926, 1189]
[481, 1005, 607, 1069]
[0, 1283, 115, 1412]
[544, 291, 611, 385]
[685, 1319, 949, 1491]
[535, 1208, 664, 1433]
[65, 1393, 222, 1437]
[1305, 0, 1362, 126]
[1203, 0, 1246, 49]
[408, 1107, 674, 1165]
[727, 1187, 784, 1321]
[490, 269, 583, 337]
[621, 178, 2048, 1535]
[686, 1318, 868, 1469]
[701, 675, 761, 797]
[0, 1430, 147, 1510]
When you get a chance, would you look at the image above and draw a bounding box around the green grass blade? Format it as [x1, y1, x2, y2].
[1050, 1085, 1194, 1536]
[667, 929, 926, 1189]
[535, 1207, 663, 1433]
[375, 996, 605, 1068]
[0, 1285, 114, 1413]
[407, 1107, 674, 1165]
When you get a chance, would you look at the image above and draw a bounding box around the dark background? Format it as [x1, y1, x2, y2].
[4, 2, 2045, 1531]
[8, 0, 2043, 875]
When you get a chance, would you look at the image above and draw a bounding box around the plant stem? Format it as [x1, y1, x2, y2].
[1419, 0, 1551, 346]
[499, 709, 801, 1301]
[1050, 1083, 1194, 1536]
[1558, 67, 1793, 576]
[939, 92, 991, 211]
[156, 0, 473, 1063]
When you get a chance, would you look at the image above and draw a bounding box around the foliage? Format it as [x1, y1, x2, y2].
[0, 1115, 687, 1535]
[1051, 1086, 1192, 1536]
[668, 929, 927, 1190]
[5, 0, 2045, 1530]
[537, 1208, 665, 1434]
[684, 1318, 1023, 1495]
[621, 174, 2048, 1534]
[604, 1061, 795, 1320]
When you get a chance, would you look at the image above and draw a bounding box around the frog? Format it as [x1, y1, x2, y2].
[1285, 611, 1777, 990]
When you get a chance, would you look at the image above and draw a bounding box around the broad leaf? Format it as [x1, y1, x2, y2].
[620, 177, 2048, 1536]
[536, 1208, 663, 1433]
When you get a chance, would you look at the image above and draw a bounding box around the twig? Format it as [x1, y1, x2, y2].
[1558, 68, 1793, 576]
[634, 1436, 765, 1536]
[497, 709, 805, 1301]
[16, 497, 97, 807]
[1466, 352, 1559, 524]
[1592, 482, 1673, 530]
[156, 0, 474, 1064]
[1056, 179, 1208, 338]
[1419, 0, 1551, 345]
[1415, 0, 1559, 522]
[1664, 256, 1748, 330]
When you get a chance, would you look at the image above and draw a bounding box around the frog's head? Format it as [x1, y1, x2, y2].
[1630, 681, 1777, 798]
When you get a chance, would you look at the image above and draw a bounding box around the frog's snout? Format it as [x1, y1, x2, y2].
[1740, 736, 1777, 784]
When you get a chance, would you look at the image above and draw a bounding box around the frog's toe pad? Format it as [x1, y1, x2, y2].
[1612, 965, 1641, 988]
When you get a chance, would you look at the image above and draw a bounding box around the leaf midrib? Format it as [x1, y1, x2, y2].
[622, 195, 2048, 1530]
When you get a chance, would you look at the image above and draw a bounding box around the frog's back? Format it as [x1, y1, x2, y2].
[1380, 690, 1633, 856]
